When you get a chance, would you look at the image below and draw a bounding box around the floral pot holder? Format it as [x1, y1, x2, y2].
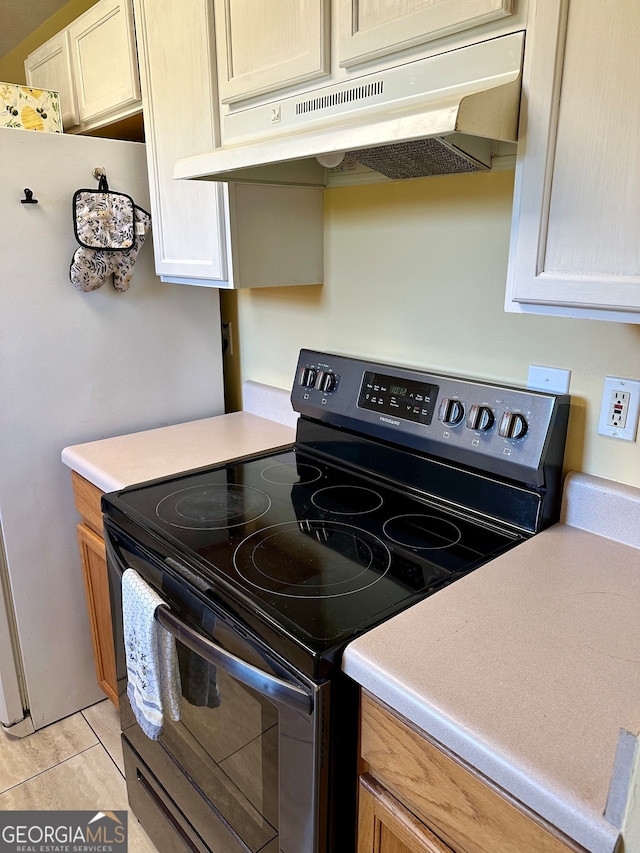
[73, 173, 135, 250]
[70, 173, 151, 292]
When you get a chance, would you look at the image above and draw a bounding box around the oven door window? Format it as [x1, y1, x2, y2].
[162, 636, 279, 851]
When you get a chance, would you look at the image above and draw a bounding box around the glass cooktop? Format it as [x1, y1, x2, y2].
[106, 448, 522, 674]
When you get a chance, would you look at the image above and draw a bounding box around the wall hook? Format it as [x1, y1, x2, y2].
[21, 188, 38, 204]
[92, 167, 109, 191]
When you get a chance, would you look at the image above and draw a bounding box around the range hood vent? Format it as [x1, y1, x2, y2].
[296, 81, 385, 115]
[175, 31, 524, 189]
[347, 138, 485, 180]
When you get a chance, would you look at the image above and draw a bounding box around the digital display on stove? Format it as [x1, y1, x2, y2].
[358, 371, 439, 425]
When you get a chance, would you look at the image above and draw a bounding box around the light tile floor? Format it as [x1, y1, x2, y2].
[0, 699, 157, 852]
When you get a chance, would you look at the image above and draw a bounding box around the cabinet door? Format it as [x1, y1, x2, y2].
[358, 775, 454, 853]
[214, 0, 330, 103]
[77, 523, 118, 707]
[24, 30, 79, 128]
[134, 0, 229, 283]
[361, 693, 579, 853]
[506, 0, 640, 322]
[68, 0, 141, 130]
[338, 0, 514, 67]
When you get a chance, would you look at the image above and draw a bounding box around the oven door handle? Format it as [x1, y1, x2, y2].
[105, 532, 314, 716]
[155, 605, 314, 716]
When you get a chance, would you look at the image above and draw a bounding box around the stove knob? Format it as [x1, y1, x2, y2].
[466, 404, 495, 432]
[317, 371, 338, 393]
[299, 367, 317, 388]
[498, 411, 528, 440]
[438, 397, 465, 426]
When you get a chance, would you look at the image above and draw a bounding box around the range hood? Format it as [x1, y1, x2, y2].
[175, 31, 524, 189]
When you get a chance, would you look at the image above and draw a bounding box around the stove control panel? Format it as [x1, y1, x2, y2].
[298, 366, 339, 393]
[292, 349, 570, 487]
[359, 370, 438, 425]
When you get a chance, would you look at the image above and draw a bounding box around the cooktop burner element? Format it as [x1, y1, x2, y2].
[260, 461, 322, 485]
[383, 514, 462, 550]
[311, 485, 384, 515]
[156, 483, 271, 529]
[234, 520, 392, 598]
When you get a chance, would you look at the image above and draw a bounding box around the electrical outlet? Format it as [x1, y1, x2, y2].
[221, 321, 234, 356]
[597, 376, 640, 441]
[607, 390, 630, 428]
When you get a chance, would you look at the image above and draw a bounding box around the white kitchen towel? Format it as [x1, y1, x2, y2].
[122, 568, 182, 739]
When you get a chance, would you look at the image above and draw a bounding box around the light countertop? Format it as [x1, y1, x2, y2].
[61, 411, 296, 492]
[343, 473, 640, 853]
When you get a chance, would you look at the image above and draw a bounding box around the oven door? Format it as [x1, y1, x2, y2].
[105, 521, 327, 853]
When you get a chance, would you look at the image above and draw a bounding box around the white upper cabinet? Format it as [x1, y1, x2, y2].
[133, 0, 228, 282]
[68, 0, 141, 129]
[25, 0, 141, 134]
[338, 0, 514, 67]
[24, 31, 79, 128]
[506, 0, 640, 322]
[133, 0, 323, 288]
[213, 0, 330, 104]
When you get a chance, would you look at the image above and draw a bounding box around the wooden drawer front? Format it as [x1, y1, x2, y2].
[358, 774, 454, 853]
[71, 470, 105, 536]
[360, 693, 583, 853]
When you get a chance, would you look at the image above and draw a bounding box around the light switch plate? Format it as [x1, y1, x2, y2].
[527, 365, 571, 395]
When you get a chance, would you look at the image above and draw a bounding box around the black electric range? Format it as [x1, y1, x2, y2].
[103, 349, 570, 853]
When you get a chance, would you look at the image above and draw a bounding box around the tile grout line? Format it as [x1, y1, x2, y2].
[80, 708, 127, 780]
[0, 742, 104, 797]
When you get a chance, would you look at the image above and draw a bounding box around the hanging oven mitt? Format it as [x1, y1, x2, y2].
[69, 172, 151, 292]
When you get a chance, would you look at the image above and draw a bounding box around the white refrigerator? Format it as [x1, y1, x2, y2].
[0, 127, 225, 734]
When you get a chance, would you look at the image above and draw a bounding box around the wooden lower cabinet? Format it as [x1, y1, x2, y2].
[358, 774, 453, 853]
[71, 472, 118, 707]
[358, 692, 585, 853]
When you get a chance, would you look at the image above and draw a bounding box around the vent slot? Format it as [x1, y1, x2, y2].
[296, 81, 384, 116]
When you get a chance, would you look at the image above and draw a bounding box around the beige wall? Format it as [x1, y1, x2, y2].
[0, 0, 97, 84]
[235, 169, 640, 488]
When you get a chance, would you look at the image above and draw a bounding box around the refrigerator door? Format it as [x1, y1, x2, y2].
[0, 523, 33, 734]
[0, 528, 25, 727]
[0, 653, 23, 730]
[0, 127, 224, 730]
[0, 556, 34, 737]
[0, 638, 24, 730]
